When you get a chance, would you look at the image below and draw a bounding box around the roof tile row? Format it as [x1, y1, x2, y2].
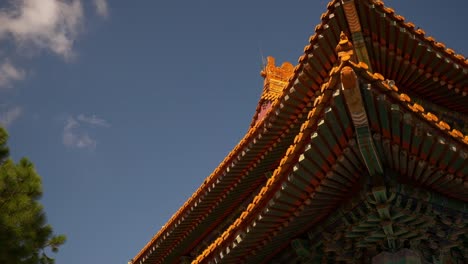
[372, 0, 467, 66]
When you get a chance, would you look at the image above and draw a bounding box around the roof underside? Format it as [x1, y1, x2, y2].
[213, 67, 467, 263]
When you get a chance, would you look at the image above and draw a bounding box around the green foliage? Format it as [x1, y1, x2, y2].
[0, 127, 66, 264]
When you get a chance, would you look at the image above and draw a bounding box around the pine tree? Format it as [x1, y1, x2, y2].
[0, 127, 66, 264]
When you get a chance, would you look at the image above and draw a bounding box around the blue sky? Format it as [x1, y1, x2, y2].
[0, 1, 466, 263]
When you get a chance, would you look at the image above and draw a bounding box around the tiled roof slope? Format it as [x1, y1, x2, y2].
[131, 0, 467, 263]
[131, 1, 341, 262]
[353, 0, 467, 113]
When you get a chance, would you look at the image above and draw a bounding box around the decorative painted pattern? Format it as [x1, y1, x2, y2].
[303, 182, 467, 263]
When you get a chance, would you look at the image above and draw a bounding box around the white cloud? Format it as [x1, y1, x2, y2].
[0, 0, 84, 59]
[63, 116, 96, 149]
[62, 114, 109, 150]
[77, 114, 110, 127]
[93, 0, 109, 18]
[0, 61, 25, 88]
[0, 106, 22, 128]
[0, 0, 110, 89]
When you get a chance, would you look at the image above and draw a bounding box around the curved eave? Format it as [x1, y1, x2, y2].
[194, 61, 468, 263]
[353, 64, 468, 201]
[192, 60, 347, 263]
[214, 82, 359, 263]
[351, 62, 468, 149]
[356, 0, 467, 113]
[132, 1, 345, 263]
[133, 85, 308, 264]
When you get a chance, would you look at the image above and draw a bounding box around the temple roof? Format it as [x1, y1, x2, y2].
[131, 1, 467, 263]
[192, 51, 468, 263]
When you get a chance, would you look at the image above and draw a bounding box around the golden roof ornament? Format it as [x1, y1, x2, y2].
[260, 57, 294, 81]
[260, 56, 294, 101]
[336, 32, 354, 61]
